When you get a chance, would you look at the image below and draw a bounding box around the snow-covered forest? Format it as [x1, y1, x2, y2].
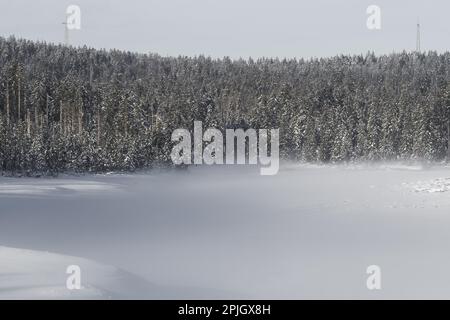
[0, 36, 449, 175]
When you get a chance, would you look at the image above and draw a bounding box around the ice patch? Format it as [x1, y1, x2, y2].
[284, 162, 425, 172]
[378, 164, 424, 171]
[0, 180, 119, 196]
[403, 178, 450, 193]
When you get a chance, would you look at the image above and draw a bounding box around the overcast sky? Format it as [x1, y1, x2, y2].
[0, 0, 448, 59]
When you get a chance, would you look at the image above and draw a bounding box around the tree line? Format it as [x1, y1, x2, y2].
[0, 36, 449, 175]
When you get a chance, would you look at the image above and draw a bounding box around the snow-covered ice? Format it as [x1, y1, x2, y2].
[1, 164, 450, 299]
[403, 178, 450, 193]
[0, 179, 120, 197]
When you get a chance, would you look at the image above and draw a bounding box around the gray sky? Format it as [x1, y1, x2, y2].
[0, 0, 448, 59]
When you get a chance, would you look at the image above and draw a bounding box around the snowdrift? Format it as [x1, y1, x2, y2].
[0, 246, 162, 299]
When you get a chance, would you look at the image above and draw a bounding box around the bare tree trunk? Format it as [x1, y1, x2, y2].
[97, 108, 101, 145]
[34, 102, 39, 130]
[46, 94, 49, 127]
[26, 108, 31, 136]
[70, 104, 74, 135]
[6, 82, 10, 125]
[150, 107, 154, 133]
[60, 101, 64, 133]
[89, 63, 94, 87]
[124, 109, 128, 137]
[17, 79, 21, 122]
[78, 104, 83, 135]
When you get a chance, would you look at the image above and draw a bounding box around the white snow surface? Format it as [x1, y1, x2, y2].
[0, 246, 118, 299]
[0, 246, 184, 299]
[1, 163, 450, 299]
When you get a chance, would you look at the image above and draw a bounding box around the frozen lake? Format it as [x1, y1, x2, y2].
[1, 163, 450, 299]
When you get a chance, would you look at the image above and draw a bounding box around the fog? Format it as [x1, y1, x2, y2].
[1, 164, 450, 299]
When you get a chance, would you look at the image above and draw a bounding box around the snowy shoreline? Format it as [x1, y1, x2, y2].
[1, 160, 449, 179]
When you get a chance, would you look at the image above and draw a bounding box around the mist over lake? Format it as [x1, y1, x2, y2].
[1, 163, 450, 299]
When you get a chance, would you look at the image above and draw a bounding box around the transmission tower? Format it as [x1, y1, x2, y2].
[416, 18, 421, 52]
[62, 21, 69, 46]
